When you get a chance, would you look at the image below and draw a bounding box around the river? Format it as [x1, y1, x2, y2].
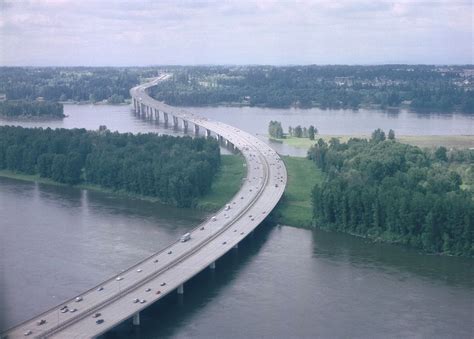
[0, 105, 473, 338]
[1, 104, 472, 157]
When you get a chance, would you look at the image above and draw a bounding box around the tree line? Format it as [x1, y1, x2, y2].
[0, 67, 155, 103]
[308, 130, 473, 257]
[0, 100, 64, 118]
[2, 66, 472, 113]
[288, 125, 317, 140]
[268, 120, 318, 140]
[150, 65, 474, 113]
[0, 126, 221, 207]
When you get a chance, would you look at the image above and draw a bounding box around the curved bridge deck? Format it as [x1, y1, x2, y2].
[3, 75, 287, 338]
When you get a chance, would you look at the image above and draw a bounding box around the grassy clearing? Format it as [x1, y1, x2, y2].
[272, 134, 474, 150]
[196, 154, 246, 211]
[275, 156, 324, 227]
[397, 135, 474, 149]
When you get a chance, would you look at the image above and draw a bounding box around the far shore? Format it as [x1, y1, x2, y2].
[269, 134, 474, 150]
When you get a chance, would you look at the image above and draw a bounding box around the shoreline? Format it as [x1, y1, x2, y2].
[269, 134, 474, 150]
[0, 154, 246, 213]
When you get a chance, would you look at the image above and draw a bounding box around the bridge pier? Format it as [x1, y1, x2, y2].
[194, 124, 200, 136]
[226, 140, 235, 151]
[177, 283, 184, 294]
[206, 129, 211, 138]
[173, 116, 179, 130]
[133, 312, 140, 326]
[182, 120, 188, 133]
[154, 109, 160, 123]
[209, 261, 216, 269]
[163, 112, 169, 127]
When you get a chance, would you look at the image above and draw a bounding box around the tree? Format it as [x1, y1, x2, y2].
[371, 128, 386, 143]
[434, 146, 448, 162]
[308, 125, 316, 140]
[294, 125, 303, 138]
[108, 94, 124, 104]
[268, 121, 284, 138]
[51, 154, 67, 182]
[388, 129, 395, 140]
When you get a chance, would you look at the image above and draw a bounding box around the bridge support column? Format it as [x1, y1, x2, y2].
[173, 116, 179, 130]
[194, 124, 200, 135]
[154, 109, 159, 123]
[177, 283, 184, 294]
[133, 312, 140, 326]
[209, 261, 216, 269]
[182, 120, 188, 133]
[163, 113, 169, 127]
[206, 129, 211, 138]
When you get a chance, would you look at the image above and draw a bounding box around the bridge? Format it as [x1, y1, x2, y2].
[3, 74, 287, 338]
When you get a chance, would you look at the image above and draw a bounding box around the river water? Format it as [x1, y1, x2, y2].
[1, 104, 472, 157]
[1, 105, 473, 337]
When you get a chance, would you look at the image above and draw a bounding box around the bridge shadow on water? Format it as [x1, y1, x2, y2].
[100, 220, 275, 339]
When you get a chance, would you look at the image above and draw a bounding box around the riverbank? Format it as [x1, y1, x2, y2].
[0, 153, 316, 226]
[0, 154, 246, 212]
[271, 134, 474, 150]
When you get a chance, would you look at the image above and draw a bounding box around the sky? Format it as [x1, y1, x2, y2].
[0, 0, 472, 66]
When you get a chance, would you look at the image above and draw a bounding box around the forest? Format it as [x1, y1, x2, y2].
[0, 126, 221, 207]
[150, 65, 474, 113]
[308, 131, 474, 257]
[1, 66, 473, 113]
[0, 67, 155, 103]
[0, 100, 64, 118]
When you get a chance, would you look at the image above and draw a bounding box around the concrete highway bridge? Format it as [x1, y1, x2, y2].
[3, 74, 287, 338]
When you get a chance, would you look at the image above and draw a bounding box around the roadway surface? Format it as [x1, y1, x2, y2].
[3, 75, 287, 339]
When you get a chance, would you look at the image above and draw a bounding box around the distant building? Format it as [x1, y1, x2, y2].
[0, 93, 6, 102]
[334, 77, 353, 86]
[36, 97, 45, 102]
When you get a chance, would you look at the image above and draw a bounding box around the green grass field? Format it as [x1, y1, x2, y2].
[273, 134, 474, 150]
[275, 156, 324, 227]
[196, 154, 246, 211]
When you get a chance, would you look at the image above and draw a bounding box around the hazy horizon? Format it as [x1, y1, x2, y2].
[1, 0, 473, 66]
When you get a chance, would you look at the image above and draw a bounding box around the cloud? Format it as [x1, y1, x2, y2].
[0, 0, 472, 65]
